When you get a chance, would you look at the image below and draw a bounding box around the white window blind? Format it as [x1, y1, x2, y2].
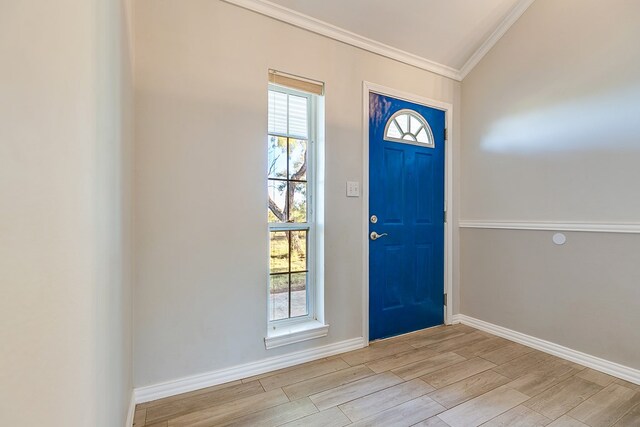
[268, 91, 288, 135]
[268, 89, 309, 139]
[268, 70, 324, 139]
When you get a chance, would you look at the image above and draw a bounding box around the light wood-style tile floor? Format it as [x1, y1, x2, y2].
[133, 324, 640, 427]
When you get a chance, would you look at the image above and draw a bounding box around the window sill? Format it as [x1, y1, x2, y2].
[264, 320, 329, 350]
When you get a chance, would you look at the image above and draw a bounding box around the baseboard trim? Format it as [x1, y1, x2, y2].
[453, 314, 640, 385]
[134, 336, 366, 403]
[125, 389, 135, 427]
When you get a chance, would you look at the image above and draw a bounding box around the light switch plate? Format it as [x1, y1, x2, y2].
[346, 181, 360, 197]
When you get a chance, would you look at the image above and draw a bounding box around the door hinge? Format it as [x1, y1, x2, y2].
[444, 210, 447, 223]
[444, 128, 448, 141]
[444, 293, 448, 307]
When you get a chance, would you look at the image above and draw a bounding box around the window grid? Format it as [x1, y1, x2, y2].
[269, 229, 309, 320]
[268, 85, 314, 323]
[383, 109, 434, 147]
[267, 136, 308, 224]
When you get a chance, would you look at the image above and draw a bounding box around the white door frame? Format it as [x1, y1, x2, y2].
[361, 81, 454, 345]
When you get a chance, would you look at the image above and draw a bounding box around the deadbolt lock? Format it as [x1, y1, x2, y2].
[370, 215, 378, 224]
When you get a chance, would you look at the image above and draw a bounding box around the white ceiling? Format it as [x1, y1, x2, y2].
[239, 0, 533, 80]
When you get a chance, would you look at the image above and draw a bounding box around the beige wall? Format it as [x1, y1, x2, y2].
[461, 0, 640, 369]
[96, 0, 135, 425]
[462, 0, 640, 221]
[0, 0, 134, 425]
[134, 0, 461, 387]
[461, 229, 640, 369]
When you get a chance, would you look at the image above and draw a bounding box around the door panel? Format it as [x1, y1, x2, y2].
[383, 147, 404, 223]
[415, 244, 432, 303]
[369, 92, 445, 341]
[383, 245, 403, 309]
[415, 153, 434, 223]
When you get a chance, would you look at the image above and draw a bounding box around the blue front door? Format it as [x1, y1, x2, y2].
[369, 92, 445, 341]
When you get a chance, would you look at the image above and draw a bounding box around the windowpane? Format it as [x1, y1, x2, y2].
[384, 110, 434, 147]
[397, 114, 409, 133]
[268, 91, 287, 135]
[268, 179, 287, 222]
[290, 230, 307, 272]
[270, 274, 289, 321]
[288, 139, 307, 180]
[267, 86, 316, 323]
[410, 115, 421, 133]
[268, 136, 287, 178]
[288, 94, 308, 138]
[290, 272, 308, 318]
[416, 127, 429, 143]
[289, 182, 307, 222]
[388, 120, 402, 139]
[269, 231, 289, 273]
[268, 207, 280, 223]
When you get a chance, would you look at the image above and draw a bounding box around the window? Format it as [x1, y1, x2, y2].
[384, 109, 434, 147]
[267, 84, 317, 324]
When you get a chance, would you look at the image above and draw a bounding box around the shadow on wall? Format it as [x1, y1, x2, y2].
[481, 85, 640, 154]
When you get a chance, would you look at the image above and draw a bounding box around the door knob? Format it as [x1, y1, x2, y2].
[370, 231, 388, 241]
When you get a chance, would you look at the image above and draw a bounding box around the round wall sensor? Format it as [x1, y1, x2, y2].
[552, 233, 566, 245]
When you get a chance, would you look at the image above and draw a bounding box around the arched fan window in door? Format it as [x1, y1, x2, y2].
[383, 109, 434, 147]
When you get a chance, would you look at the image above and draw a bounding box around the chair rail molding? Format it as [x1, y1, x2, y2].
[459, 220, 640, 234]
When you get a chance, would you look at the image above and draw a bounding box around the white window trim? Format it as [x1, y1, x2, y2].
[266, 84, 327, 347]
[264, 320, 329, 349]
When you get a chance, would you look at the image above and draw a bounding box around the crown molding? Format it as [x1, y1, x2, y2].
[222, 0, 535, 82]
[459, 0, 536, 79]
[222, 0, 460, 80]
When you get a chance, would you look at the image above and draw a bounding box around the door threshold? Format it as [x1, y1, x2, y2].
[370, 323, 449, 344]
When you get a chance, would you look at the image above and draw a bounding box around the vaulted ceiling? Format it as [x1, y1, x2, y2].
[225, 0, 535, 80]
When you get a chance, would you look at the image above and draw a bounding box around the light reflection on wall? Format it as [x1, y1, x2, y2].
[481, 85, 640, 154]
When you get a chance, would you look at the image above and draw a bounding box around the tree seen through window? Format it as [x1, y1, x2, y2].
[267, 89, 311, 321]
